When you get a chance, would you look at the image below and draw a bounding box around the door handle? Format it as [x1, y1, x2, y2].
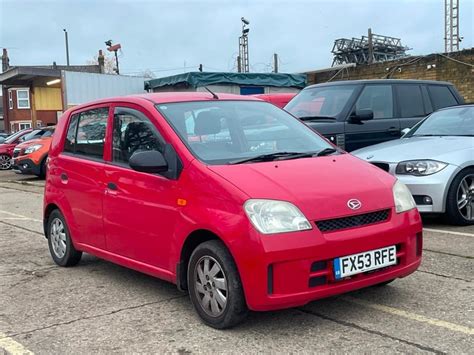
[388, 127, 399, 135]
[107, 182, 118, 191]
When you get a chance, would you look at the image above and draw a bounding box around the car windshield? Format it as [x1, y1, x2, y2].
[22, 127, 55, 141]
[285, 85, 357, 119]
[409, 106, 474, 137]
[156, 100, 334, 165]
[4, 130, 29, 144]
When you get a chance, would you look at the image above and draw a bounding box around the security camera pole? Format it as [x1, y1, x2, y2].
[238, 17, 250, 73]
[105, 39, 122, 74]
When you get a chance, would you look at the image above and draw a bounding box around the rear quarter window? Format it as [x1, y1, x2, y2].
[428, 85, 458, 110]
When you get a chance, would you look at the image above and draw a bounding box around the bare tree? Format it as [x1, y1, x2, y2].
[86, 53, 116, 74]
[139, 69, 156, 79]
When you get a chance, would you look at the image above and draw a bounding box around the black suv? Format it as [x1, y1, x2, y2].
[285, 79, 464, 151]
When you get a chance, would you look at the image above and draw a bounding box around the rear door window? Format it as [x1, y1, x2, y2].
[63, 107, 109, 159]
[395, 85, 425, 118]
[355, 85, 393, 119]
[428, 85, 458, 110]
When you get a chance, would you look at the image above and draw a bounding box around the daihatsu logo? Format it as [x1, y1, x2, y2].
[347, 199, 362, 210]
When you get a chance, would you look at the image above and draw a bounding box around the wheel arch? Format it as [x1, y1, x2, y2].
[443, 164, 474, 211]
[43, 203, 60, 238]
[177, 229, 227, 291]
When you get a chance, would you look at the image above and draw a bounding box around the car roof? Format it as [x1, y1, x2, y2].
[69, 92, 261, 112]
[435, 103, 474, 112]
[305, 79, 454, 89]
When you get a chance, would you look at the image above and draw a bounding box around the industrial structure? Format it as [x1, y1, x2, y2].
[444, 0, 461, 53]
[237, 17, 250, 73]
[331, 29, 409, 66]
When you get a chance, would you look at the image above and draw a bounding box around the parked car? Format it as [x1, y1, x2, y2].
[44, 92, 422, 329]
[0, 132, 10, 143]
[252, 93, 297, 108]
[12, 126, 55, 177]
[0, 128, 33, 170]
[353, 105, 474, 225]
[285, 79, 464, 151]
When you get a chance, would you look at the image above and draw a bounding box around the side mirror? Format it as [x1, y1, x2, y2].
[129, 150, 168, 173]
[401, 127, 411, 136]
[350, 109, 374, 123]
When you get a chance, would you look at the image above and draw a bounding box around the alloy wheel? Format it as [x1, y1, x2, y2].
[0, 154, 12, 170]
[50, 218, 67, 259]
[457, 174, 474, 221]
[194, 255, 228, 317]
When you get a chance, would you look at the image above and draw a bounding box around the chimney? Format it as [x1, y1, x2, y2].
[98, 50, 105, 74]
[2, 48, 10, 72]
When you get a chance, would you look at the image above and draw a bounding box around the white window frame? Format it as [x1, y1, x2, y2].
[16, 89, 30, 109]
[8, 90, 13, 109]
[19, 122, 32, 130]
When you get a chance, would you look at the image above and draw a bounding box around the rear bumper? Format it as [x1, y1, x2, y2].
[236, 208, 422, 311]
[12, 157, 42, 176]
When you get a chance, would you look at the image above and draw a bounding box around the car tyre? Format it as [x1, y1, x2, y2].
[39, 158, 47, 178]
[47, 209, 82, 266]
[187, 240, 248, 329]
[0, 154, 12, 170]
[373, 279, 395, 287]
[445, 168, 474, 226]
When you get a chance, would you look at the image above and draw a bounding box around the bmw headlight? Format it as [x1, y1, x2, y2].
[24, 144, 43, 154]
[396, 160, 447, 176]
[244, 199, 312, 234]
[393, 180, 416, 213]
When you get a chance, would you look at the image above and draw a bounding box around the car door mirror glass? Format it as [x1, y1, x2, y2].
[350, 109, 374, 122]
[401, 127, 411, 136]
[129, 150, 168, 174]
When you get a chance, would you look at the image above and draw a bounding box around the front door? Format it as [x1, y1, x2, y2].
[344, 84, 400, 151]
[102, 105, 178, 270]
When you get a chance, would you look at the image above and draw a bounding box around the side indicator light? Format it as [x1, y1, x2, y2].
[177, 199, 187, 206]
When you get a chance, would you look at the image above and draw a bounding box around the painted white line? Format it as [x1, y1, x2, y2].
[0, 332, 34, 355]
[424, 228, 474, 237]
[342, 296, 474, 335]
[0, 210, 42, 223]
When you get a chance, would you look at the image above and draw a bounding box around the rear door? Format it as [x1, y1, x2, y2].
[344, 84, 399, 151]
[102, 104, 179, 270]
[394, 84, 429, 131]
[56, 106, 109, 249]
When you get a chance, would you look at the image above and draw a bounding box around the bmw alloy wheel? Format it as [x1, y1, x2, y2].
[457, 174, 474, 221]
[194, 255, 228, 317]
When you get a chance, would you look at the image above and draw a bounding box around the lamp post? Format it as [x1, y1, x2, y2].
[238, 17, 250, 73]
[63, 29, 70, 66]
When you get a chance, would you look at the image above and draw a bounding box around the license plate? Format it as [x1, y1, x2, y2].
[333, 245, 397, 280]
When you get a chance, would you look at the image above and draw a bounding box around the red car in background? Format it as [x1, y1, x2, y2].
[44, 93, 422, 329]
[0, 128, 33, 170]
[252, 93, 297, 108]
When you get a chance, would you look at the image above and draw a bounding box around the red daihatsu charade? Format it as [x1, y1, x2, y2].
[44, 92, 422, 328]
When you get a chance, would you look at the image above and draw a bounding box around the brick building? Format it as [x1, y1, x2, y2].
[0, 49, 105, 132]
[306, 48, 473, 102]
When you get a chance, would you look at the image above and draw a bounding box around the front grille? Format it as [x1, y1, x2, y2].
[316, 209, 390, 233]
[370, 162, 390, 172]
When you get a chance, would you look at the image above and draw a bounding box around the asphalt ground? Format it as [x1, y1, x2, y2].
[0, 170, 473, 354]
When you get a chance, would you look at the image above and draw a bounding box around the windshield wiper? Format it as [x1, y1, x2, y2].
[316, 147, 338, 156]
[298, 115, 337, 121]
[228, 152, 316, 165]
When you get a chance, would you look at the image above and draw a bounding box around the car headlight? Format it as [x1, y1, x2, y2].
[24, 144, 43, 154]
[395, 160, 447, 176]
[244, 199, 312, 234]
[393, 180, 416, 213]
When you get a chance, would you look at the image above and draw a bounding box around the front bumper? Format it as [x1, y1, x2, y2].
[12, 157, 42, 176]
[396, 165, 457, 213]
[236, 208, 422, 311]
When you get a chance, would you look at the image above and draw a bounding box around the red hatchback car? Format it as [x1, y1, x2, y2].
[0, 128, 33, 170]
[44, 92, 422, 328]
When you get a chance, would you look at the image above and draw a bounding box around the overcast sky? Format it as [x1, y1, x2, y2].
[1, 0, 473, 78]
